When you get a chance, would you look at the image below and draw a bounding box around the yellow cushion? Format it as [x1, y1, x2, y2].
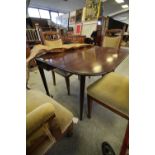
[44, 39, 63, 48]
[103, 36, 121, 48]
[27, 124, 49, 147]
[27, 90, 73, 132]
[87, 72, 129, 116]
[26, 102, 55, 136]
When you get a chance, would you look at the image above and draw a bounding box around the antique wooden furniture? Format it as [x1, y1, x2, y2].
[40, 30, 73, 95]
[26, 90, 73, 155]
[87, 72, 129, 155]
[40, 31, 60, 43]
[26, 24, 42, 48]
[35, 46, 128, 120]
[61, 35, 86, 44]
[26, 28, 41, 45]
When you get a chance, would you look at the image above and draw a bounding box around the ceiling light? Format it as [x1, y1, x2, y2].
[115, 0, 124, 4]
[121, 4, 129, 9]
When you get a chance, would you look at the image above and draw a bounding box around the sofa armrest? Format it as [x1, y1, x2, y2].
[26, 102, 55, 136]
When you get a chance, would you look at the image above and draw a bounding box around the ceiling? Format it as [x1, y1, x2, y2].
[29, 0, 129, 15]
[29, 0, 85, 13]
[103, 0, 129, 16]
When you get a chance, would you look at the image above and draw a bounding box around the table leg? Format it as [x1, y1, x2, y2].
[38, 66, 51, 97]
[79, 75, 85, 120]
[119, 122, 129, 155]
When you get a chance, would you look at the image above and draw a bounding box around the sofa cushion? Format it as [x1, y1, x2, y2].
[26, 90, 73, 132]
[27, 102, 55, 136]
[27, 124, 51, 148]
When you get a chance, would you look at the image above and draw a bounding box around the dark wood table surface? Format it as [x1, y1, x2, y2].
[35, 46, 129, 120]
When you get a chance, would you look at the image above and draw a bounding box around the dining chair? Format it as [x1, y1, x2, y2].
[102, 28, 125, 50]
[39, 30, 73, 95]
[87, 72, 129, 155]
[87, 72, 129, 118]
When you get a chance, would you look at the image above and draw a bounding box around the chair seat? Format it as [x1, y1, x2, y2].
[54, 68, 72, 77]
[87, 72, 129, 116]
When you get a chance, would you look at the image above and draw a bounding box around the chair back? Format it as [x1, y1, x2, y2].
[26, 23, 42, 47]
[40, 30, 61, 45]
[26, 29, 41, 44]
[102, 28, 125, 49]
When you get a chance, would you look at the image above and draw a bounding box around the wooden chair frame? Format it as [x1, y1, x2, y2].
[39, 30, 73, 95]
[26, 23, 42, 48]
[40, 30, 61, 44]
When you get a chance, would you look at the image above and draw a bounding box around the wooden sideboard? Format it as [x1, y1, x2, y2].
[61, 35, 86, 44]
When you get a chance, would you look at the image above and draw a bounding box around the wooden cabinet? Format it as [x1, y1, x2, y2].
[61, 35, 86, 43]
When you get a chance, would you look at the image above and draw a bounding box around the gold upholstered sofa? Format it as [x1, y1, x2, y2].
[26, 90, 73, 155]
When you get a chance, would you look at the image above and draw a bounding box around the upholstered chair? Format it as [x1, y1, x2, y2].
[87, 72, 129, 155]
[102, 29, 124, 50]
[87, 72, 129, 118]
[26, 90, 73, 155]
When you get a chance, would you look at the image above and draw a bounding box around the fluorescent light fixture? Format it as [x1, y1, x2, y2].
[115, 0, 124, 4]
[121, 4, 129, 9]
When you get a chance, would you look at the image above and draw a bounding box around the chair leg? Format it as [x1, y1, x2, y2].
[65, 76, 70, 95]
[26, 67, 30, 90]
[26, 83, 30, 90]
[87, 95, 93, 118]
[119, 123, 129, 155]
[51, 70, 56, 86]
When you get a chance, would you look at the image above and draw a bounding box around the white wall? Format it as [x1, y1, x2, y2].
[81, 20, 97, 37]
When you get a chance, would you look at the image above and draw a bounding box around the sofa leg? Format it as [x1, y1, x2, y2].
[66, 123, 73, 137]
[87, 95, 93, 118]
[51, 70, 56, 86]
